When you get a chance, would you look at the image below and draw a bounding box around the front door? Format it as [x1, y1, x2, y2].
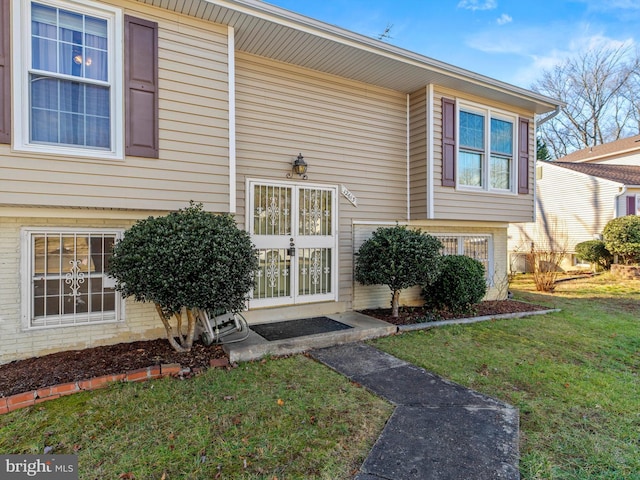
[249, 181, 337, 308]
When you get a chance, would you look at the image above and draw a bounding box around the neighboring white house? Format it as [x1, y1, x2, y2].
[558, 134, 640, 165]
[509, 137, 640, 272]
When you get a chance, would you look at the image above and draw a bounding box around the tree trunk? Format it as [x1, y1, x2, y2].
[155, 304, 190, 352]
[391, 290, 401, 317]
[184, 308, 198, 350]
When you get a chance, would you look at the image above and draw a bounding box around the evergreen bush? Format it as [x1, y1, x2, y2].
[603, 215, 640, 265]
[108, 203, 258, 351]
[422, 255, 486, 315]
[575, 240, 612, 270]
[355, 225, 442, 317]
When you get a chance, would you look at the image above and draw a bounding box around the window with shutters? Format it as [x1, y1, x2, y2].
[442, 98, 528, 194]
[12, 0, 123, 159]
[458, 103, 516, 192]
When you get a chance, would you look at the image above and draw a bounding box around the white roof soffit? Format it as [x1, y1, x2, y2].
[137, 0, 560, 115]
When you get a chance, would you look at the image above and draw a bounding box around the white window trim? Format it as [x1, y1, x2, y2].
[456, 101, 518, 195]
[431, 233, 494, 284]
[21, 227, 125, 330]
[12, 0, 124, 160]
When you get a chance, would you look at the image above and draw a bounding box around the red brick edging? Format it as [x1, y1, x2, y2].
[1, 358, 230, 415]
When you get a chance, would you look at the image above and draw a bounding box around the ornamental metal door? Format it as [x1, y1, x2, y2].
[249, 181, 337, 308]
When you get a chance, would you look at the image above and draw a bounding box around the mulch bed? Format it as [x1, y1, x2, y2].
[1, 300, 547, 398]
[0, 339, 226, 398]
[360, 299, 549, 325]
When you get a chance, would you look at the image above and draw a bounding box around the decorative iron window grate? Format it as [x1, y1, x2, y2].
[25, 229, 122, 328]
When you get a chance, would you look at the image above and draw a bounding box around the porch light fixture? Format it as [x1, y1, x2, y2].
[287, 153, 308, 180]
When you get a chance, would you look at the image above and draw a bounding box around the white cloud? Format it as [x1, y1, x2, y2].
[457, 0, 497, 11]
[514, 33, 636, 88]
[463, 20, 637, 88]
[496, 13, 512, 25]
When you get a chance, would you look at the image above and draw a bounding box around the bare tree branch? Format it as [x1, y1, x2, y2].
[533, 44, 640, 158]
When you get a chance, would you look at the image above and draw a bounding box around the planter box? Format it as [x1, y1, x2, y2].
[611, 264, 640, 280]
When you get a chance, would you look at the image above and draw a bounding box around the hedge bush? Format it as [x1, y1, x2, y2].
[422, 255, 486, 315]
[575, 240, 612, 270]
[603, 215, 640, 265]
[108, 203, 258, 351]
[355, 225, 442, 317]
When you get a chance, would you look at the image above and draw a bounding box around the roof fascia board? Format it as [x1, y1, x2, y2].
[573, 147, 640, 163]
[206, 0, 561, 112]
[545, 162, 627, 187]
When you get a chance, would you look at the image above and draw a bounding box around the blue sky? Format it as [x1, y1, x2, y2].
[265, 0, 639, 89]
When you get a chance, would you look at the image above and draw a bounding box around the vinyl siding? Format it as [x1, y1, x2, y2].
[508, 162, 622, 255]
[0, 1, 231, 212]
[234, 52, 408, 310]
[432, 87, 536, 222]
[573, 152, 640, 165]
[0, 214, 165, 364]
[616, 188, 640, 214]
[409, 87, 428, 218]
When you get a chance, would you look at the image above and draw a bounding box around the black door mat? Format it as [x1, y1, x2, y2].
[251, 317, 352, 341]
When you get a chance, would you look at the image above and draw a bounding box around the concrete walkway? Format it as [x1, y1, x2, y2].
[309, 343, 520, 480]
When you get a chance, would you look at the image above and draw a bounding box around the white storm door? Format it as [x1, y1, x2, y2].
[249, 181, 337, 308]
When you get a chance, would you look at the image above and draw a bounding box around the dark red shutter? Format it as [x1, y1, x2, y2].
[0, 0, 10, 144]
[626, 196, 636, 215]
[125, 15, 158, 158]
[441, 97, 456, 187]
[518, 118, 530, 194]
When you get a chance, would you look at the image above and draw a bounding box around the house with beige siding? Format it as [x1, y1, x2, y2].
[0, 0, 560, 363]
[508, 140, 640, 271]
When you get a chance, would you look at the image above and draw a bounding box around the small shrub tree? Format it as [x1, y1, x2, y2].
[422, 255, 487, 315]
[108, 203, 258, 352]
[354, 225, 442, 317]
[603, 215, 640, 265]
[575, 240, 612, 271]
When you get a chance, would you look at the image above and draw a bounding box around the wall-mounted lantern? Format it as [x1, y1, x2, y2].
[286, 153, 308, 180]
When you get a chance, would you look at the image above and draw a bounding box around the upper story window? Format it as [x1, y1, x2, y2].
[13, 0, 123, 158]
[458, 104, 515, 192]
[441, 97, 530, 194]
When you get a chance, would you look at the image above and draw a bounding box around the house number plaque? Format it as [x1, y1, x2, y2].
[341, 184, 358, 207]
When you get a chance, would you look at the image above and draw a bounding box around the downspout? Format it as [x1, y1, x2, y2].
[614, 185, 627, 218]
[536, 105, 561, 127]
[532, 105, 561, 221]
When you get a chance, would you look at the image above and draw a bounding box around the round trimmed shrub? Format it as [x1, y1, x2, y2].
[575, 240, 612, 269]
[603, 215, 640, 265]
[355, 225, 442, 317]
[108, 203, 258, 351]
[422, 255, 486, 314]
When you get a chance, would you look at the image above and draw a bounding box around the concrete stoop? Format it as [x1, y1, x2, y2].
[309, 343, 520, 480]
[223, 312, 397, 363]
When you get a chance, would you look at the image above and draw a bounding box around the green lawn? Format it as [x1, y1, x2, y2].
[0, 355, 392, 479]
[1, 274, 637, 479]
[373, 273, 640, 480]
